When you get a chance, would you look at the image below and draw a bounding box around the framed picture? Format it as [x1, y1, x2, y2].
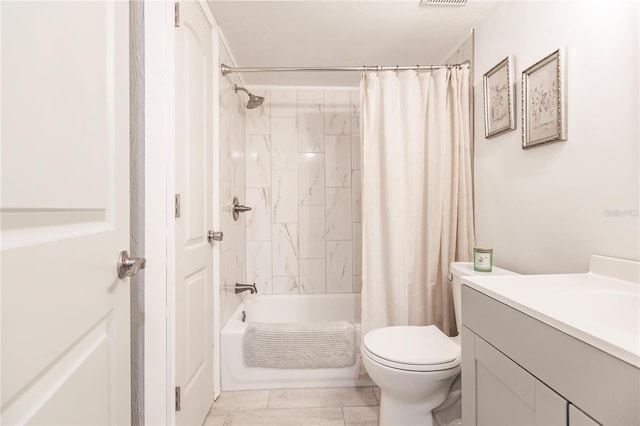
[522, 48, 567, 149]
[483, 56, 515, 138]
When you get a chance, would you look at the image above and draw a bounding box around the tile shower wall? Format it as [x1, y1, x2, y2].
[219, 43, 247, 325]
[244, 88, 362, 294]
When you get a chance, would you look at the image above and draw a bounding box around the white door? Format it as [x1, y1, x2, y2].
[1, 2, 130, 425]
[175, 2, 215, 425]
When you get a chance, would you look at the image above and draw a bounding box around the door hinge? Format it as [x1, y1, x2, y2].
[175, 194, 181, 218]
[174, 2, 180, 28]
[175, 386, 181, 411]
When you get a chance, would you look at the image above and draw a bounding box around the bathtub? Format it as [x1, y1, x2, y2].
[221, 293, 373, 390]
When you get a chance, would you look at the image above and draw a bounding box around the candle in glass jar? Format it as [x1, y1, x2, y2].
[474, 247, 493, 272]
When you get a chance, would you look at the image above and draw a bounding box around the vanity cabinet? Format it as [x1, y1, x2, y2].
[462, 328, 566, 425]
[461, 285, 639, 426]
[570, 405, 600, 426]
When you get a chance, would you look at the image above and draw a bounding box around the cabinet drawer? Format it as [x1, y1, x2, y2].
[463, 330, 566, 426]
[570, 405, 601, 426]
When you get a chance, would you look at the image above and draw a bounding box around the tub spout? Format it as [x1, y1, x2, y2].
[235, 283, 257, 294]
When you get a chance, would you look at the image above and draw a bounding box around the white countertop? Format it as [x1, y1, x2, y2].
[462, 269, 640, 368]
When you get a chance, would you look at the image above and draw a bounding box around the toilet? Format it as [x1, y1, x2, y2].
[361, 262, 518, 426]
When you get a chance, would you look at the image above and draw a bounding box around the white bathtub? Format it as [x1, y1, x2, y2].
[221, 293, 372, 391]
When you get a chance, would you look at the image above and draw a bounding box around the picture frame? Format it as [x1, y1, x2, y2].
[522, 48, 567, 149]
[483, 56, 515, 138]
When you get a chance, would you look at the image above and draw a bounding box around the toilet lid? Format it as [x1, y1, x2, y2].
[363, 326, 460, 368]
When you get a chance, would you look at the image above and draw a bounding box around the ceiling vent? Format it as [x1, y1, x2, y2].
[419, 0, 468, 5]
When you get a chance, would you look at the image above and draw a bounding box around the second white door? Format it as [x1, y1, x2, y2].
[175, 2, 215, 425]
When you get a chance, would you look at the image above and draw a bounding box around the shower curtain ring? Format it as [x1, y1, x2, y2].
[416, 65, 421, 75]
[377, 65, 382, 75]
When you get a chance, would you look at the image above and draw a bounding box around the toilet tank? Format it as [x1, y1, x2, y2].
[449, 262, 519, 335]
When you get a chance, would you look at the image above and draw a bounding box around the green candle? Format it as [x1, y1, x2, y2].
[474, 247, 493, 272]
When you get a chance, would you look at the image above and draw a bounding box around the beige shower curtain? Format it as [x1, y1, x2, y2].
[360, 67, 474, 338]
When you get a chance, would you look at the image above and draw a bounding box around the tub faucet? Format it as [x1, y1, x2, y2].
[235, 283, 257, 294]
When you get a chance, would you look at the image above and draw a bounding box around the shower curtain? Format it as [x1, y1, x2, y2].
[360, 67, 474, 338]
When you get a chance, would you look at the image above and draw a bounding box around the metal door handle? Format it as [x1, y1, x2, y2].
[232, 196, 252, 221]
[117, 250, 146, 279]
[207, 230, 223, 242]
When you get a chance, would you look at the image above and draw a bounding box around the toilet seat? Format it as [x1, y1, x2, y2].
[362, 326, 461, 372]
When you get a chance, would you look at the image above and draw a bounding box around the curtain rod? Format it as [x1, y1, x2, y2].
[220, 61, 470, 76]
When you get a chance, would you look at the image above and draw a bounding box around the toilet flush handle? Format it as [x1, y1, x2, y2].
[447, 273, 453, 281]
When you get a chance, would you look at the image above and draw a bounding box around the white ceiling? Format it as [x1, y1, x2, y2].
[207, 0, 500, 87]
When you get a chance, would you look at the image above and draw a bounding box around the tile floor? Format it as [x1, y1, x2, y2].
[203, 387, 382, 426]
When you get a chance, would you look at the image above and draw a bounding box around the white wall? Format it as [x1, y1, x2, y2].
[242, 87, 363, 294]
[474, 1, 639, 274]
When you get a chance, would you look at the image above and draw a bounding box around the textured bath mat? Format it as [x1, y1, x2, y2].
[243, 320, 357, 369]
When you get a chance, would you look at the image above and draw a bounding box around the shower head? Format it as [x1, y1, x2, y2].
[234, 85, 265, 109]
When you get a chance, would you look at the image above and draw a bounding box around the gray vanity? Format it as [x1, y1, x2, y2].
[460, 256, 640, 425]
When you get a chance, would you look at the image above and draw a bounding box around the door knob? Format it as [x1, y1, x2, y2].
[117, 250, 146, 279]
[207, 230, 223, 242]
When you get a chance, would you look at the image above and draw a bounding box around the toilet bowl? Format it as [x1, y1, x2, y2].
[362, 262, 518, 426]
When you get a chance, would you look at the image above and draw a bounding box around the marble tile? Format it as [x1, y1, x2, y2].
[230, 217, 247, 280]
[219, 126, 232, 181]
[246, 242, 272, 294]
[220, 178, 234, 252]
[324, 91, 350, 135]
[298, 90, 324, 100]
[351, 117, 360, 136]
[299, 206, 326, 259]
[298, 99, 324, 152]
[268, 387, 377, 409]
[271, 89, 297, 117]
[245, 188, 271, 241]
[203, 413, 226, 426]
[211, 390, 270, 411]
[373, 388, 381, 404]
[230, 100, 245, 136]
[245, 90, 270, 135]
[220, 220, 243, 325]
[351, 134, 361, 170]
[352, 223, 362, 275]
[298, 153, 325, 206]
[343, 406, 379, 426]
[272, 224, 299, 276]
[220, 82, 245, 184]
[220, 79, 238, 122]
[325, 135, 351, 188]
[326, 188, 352, 240]
[246, 135, 271, 188]
[271, 117, 297, 170]
[222, 407, 343, 426]
[353, 275, 363, 293]
[350, 90, 361, 118]
[221, 291, 242, 328]
[221, 244, 237, 291]
[273, 276, 300, 294]
[272, 170, 298, 223]
[299, 259, 326, 294]
[326, 241, 353, 293]
[231, 133, 245, 189]
[351, 170, 362, 223]
[220, 49, 245, 183]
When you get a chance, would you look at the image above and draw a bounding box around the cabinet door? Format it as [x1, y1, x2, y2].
[462, 328, 567, 425]
[569, 405, 601, 426]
